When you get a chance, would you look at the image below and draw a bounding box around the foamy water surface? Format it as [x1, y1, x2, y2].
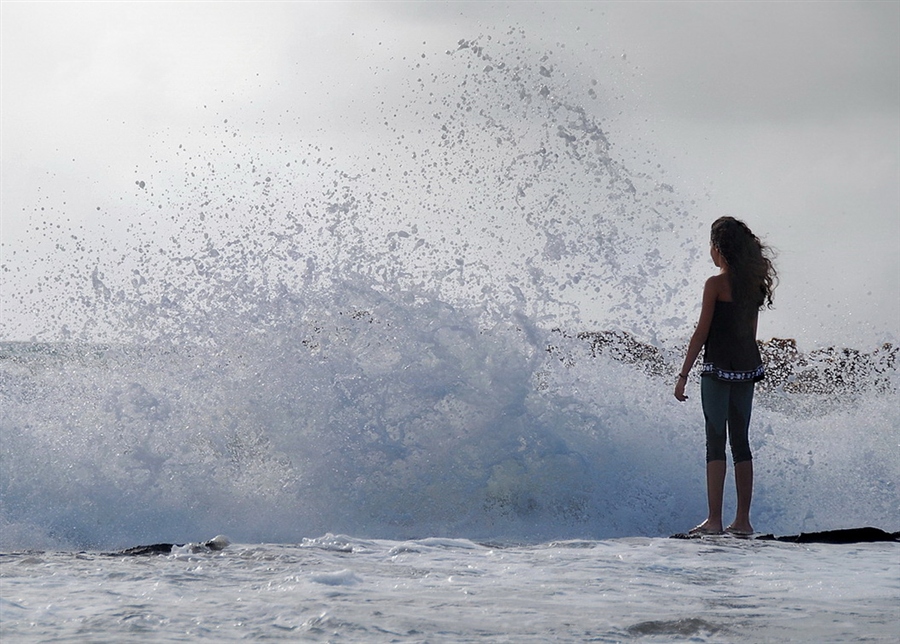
[2, 536, 898, 642]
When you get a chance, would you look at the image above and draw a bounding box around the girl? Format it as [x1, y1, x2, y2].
[674, 217, 777, 536]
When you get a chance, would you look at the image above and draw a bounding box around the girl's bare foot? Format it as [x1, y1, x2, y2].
[725, 523, 754, 536]
[689, 520, 724, 535]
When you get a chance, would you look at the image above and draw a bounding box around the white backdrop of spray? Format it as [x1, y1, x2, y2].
[1, 34, 896, 549]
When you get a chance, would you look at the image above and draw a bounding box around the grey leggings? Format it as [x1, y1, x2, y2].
[700, 376, 755, 463]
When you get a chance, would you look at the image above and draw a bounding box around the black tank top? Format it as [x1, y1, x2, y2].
[702, 301, 764, 382]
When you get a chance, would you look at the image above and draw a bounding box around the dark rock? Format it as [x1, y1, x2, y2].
[755, 527, 899, 544]
[106, 535, 230, 556]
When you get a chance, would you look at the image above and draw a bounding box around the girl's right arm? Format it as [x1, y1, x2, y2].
[674, 276, 720, 401]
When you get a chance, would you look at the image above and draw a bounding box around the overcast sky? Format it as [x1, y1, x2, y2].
[2, 1, 898, 348]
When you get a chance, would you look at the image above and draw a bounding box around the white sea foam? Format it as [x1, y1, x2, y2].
[0, 538, 896, 642]
[0, 302, 896, 550]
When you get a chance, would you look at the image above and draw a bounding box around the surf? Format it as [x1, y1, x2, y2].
[1, 32, 897, 551]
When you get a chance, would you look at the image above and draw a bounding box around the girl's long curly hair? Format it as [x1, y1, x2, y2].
[710, 216, 777, 314]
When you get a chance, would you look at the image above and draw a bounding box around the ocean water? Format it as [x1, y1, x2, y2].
[2, 536, 898, 642]
[1, 29, 898, 642]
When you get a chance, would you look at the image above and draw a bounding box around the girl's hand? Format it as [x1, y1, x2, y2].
[674, 377, 688, 402]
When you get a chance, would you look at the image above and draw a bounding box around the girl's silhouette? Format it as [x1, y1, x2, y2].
[675, 217, 777, 536]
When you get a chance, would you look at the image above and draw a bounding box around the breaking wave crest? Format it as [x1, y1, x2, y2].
[1, 33, 897, 549]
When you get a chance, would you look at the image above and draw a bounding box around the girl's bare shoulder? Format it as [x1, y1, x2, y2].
[704, 274, 730, 299]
